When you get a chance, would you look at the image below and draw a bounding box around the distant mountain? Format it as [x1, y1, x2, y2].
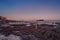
[36, 19, 44, 21]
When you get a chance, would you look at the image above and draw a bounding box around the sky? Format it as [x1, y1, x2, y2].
[0, 0, 60, 20]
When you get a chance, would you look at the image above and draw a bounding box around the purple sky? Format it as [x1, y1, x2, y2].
[0, 0, 60, 20]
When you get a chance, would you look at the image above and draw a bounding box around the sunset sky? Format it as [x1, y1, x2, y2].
[0, 0, 60, 20]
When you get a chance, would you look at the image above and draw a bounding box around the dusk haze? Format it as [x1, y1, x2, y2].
[0, 0, 60, 20]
